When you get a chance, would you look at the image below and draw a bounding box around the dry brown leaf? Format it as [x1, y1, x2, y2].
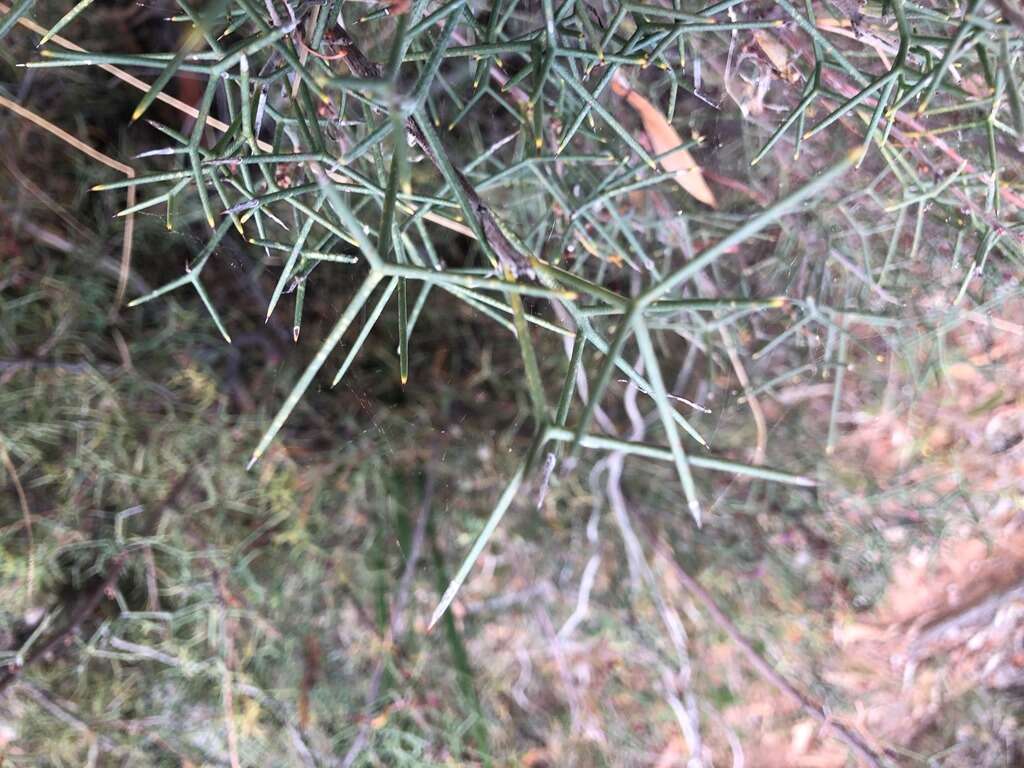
[610, 74, 717, 208]
[753, 30, 800, 83]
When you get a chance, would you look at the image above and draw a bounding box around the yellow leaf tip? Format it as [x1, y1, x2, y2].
[847, 146, 868, 165]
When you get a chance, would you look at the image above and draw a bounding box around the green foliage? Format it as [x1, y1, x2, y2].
[4, 0, 1024, 764]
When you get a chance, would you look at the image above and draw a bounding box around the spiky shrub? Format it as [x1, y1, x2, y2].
[4, 0, 1024, 763]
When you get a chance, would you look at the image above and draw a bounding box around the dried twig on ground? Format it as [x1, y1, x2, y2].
[651, 539, 890, 768]
[0, 553, 127, 694]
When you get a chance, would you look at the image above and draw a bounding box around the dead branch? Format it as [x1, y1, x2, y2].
[651, 540, 890, 768]
[0, 553, 127, 694]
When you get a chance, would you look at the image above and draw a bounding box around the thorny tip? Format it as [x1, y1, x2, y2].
[690, 501, 703, 528]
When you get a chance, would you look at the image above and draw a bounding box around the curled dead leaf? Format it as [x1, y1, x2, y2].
[610, 74, 717, 208]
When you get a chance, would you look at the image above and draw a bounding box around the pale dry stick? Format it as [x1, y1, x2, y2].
[815, 15, 959, 74]
[700, 702, 745, 768]
[816, 16, 897, 68]
[0, 2, 472, 240]
[718, 326, 766, 466]
[0, 434, 33, 607]
[651, 541, 890, 768]
[605, 455, 704, 761]
[662, 667, 703, 766]
[556, 552, 601, 639]
[0, 1, 235, 133]
[603, 374, 705, 763]
[0, 92, 136, 308]
[139, 547, 161, 611]
[536, 606, 589, 738]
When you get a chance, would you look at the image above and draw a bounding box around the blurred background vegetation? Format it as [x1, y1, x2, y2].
[2, 0, 1024, 766]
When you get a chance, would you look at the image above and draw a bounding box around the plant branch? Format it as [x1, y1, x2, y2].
[331, 24, 535, 278]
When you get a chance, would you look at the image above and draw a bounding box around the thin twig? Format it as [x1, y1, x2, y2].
[0, 92, 136, 308]
[0, 1, 471, 242]
[718, 327, 767, 466]
[0, 432, 34, 607]
[651, 540, 889, 768]
[0, 553, 128, 694]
